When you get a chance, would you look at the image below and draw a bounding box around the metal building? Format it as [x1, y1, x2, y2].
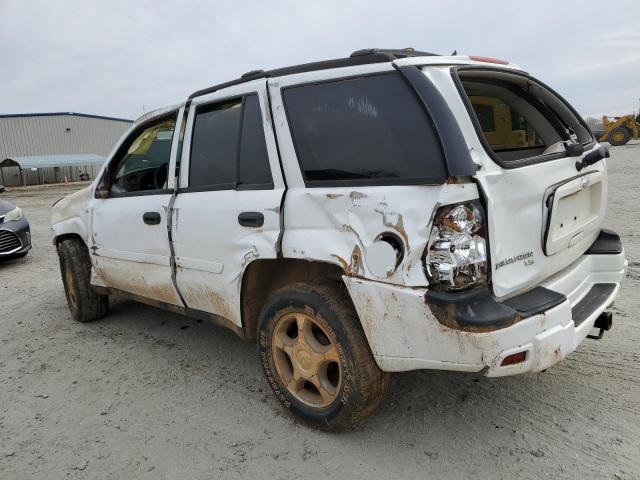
[0, 112, 132, 186]
[0, 154, 106, 187]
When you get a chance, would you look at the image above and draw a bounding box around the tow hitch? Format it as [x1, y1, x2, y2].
[587, 311, 613, 340]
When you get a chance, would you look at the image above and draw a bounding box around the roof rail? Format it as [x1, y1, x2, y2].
[350, 48, 440, 59]
[241, 69, 265, 78]
[188, 48, 439, 100]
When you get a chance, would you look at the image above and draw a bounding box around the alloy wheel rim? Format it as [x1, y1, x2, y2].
[271, 311, 342, 408]
[65, 266, 78, 309]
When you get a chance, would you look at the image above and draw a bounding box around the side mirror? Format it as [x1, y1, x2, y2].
[94, 186, 110, 199]
[94, 170, 111, 199]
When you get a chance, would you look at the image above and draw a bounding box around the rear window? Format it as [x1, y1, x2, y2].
[458, 70, 592, 165]
[283, 72, 446, 186]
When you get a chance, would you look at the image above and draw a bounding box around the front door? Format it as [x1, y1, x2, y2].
[90, 111, 183, 306]
[171, 80, 285, 326]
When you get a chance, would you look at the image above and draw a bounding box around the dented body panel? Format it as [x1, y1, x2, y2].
[171, 189, 282, 325]
[280, 184, 477, 284]
[171, 79, 286, 326]
[50, 185, 92, 244]
[344, 249, 626, 375]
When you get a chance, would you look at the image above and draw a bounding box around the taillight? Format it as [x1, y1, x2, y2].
[423, 200, 488, 291]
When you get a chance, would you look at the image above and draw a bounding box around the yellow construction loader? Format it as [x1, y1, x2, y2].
[597, 107, 640, 146]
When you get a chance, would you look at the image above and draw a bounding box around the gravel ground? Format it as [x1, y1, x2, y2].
[1, 142, 639, 480]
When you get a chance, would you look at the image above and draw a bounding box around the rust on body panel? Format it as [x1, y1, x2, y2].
[349, 245, 363, 276]
[330, 254, 349, 273]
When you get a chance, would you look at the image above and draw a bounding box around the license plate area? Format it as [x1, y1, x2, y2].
[544, 171, 603, 256]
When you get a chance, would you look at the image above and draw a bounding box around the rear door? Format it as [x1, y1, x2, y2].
[171, 80, 285, 326]
[444, 66, 607, 298]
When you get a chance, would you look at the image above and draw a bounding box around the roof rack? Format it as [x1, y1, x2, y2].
[188, 48, 439, 100]
[350, 48, 440, 59]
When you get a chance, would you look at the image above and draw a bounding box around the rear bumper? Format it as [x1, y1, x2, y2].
[344, 232, 627, 376]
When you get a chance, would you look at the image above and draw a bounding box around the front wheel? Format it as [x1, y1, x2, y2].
[58, 238, 108, 322]
[257, 282, 389, 430]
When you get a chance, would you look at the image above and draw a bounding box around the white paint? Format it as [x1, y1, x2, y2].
[50, 57, 626, 378]
[344, 249, 626, 375]
[172, 79, 284, 325]
[366, 240, 398, 278]
[426, 65, 609, 298]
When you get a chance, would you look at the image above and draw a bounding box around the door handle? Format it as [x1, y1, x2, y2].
[143, 212, 161, 225]
[238, 211, 264, 228]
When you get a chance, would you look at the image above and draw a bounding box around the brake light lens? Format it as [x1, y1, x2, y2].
[424, 200, 488, 291]
[468, 55, 509, 65]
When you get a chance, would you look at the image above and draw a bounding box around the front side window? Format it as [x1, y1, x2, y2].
[283, 72, 446, 186]
[189, 94, 272, 190]
[110, 116, 176, 194]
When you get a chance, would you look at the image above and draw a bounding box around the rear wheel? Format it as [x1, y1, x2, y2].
[257, 282, 389, 430]
[607, 126, 631, 146]
[58, 238, 108, 322]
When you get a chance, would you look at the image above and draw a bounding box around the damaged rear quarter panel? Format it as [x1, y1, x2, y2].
[282, 183, 479, 286]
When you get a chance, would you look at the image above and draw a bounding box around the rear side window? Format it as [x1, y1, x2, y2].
[189, 94, 272, 190]
[239, 95, 272, 187]
[283, 72, 446, 186]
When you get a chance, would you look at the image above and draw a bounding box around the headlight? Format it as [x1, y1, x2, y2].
[3, 207, 23, 222]
[423, 200, 488, 291]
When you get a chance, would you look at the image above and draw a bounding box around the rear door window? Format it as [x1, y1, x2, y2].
[190, 99, 242, 189]
[283, 72, 446, 186]
[188, 94, 273, 190]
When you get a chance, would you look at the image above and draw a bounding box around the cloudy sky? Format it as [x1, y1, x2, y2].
[2, 0, 639, 121]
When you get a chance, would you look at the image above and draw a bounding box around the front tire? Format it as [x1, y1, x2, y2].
[257, 282, 389, 430]
[58, 238, 108, 322]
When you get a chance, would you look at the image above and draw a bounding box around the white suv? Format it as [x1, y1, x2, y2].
[51, 49, 627, 429]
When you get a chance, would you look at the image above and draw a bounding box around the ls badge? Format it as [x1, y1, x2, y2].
[495, 251, 534, 270]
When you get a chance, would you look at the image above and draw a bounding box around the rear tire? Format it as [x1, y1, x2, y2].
[607, 126, 631, 146]
[257, 281, 389, 430]
[58, 238, 108, 322]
